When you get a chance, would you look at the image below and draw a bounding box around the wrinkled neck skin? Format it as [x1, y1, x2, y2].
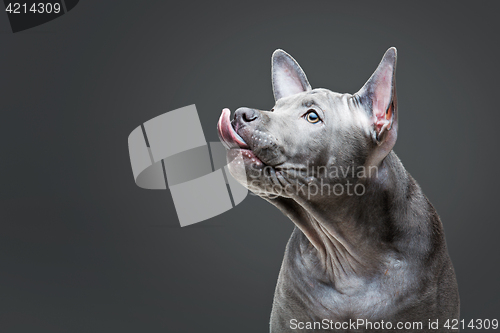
[263, 151, 431, 295]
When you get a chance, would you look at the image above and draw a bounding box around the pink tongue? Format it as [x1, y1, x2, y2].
[222, 108, 231, 123]
[218, 108, 248, 148]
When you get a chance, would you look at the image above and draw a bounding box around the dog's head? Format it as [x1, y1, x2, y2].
[218, 48, 398, 200]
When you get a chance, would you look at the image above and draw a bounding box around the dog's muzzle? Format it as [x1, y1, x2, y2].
[217, 108, 248, 150]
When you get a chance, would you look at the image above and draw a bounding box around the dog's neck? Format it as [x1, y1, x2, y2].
[266, 152, 431, 293]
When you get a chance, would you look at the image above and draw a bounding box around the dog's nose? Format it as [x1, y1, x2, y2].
[235, 107, 259, 123]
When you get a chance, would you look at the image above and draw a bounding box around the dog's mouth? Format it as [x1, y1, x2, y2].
[217, 107, 293, 171]
[217, 108, 267, 168]
[217, 108, 248, 149]
[217, 108, 265, 166]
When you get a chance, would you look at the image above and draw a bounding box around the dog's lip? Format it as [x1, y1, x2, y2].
[217, 108, 249, 149]
[228, 147, 264, 166]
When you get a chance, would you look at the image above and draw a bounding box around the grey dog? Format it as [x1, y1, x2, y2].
[217, 48, 459, 332]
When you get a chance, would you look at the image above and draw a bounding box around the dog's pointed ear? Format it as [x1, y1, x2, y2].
[272, 49, 312, 101]
[355, 47, 398, 163]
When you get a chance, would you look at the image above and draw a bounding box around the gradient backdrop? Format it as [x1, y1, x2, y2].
[0, 1, 498, 332]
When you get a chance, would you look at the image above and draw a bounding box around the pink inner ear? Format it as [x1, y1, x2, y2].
[276, 65, 305, 97]
[372, 65, 393, 133]
[373, 66, 392, 117]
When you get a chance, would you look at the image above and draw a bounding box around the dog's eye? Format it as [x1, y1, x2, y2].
[305, 110, 321, 123]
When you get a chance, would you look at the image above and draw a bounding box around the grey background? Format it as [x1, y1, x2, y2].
[0, 1, 498, 332]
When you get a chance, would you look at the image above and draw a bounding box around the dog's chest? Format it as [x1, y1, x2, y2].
[310, 278, 404, 320]
[275, 253, 414, 322]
